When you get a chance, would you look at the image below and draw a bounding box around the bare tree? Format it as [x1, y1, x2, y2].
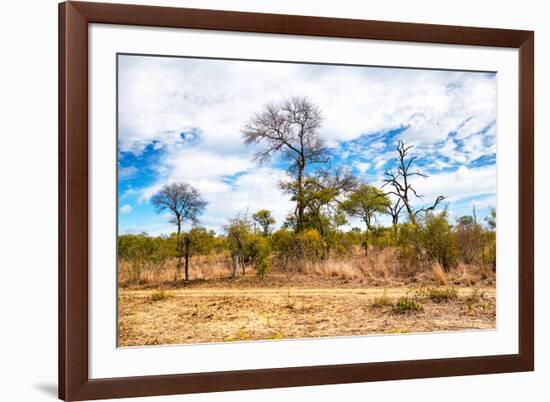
[151, 183, 207, 282]
[242, 97, 328, 231]
[382, 140, 445, 225]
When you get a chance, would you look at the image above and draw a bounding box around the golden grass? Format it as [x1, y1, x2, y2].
[118, 247, 495, 289]
[431, 262, 448, 286]
[372, 289, 393, 308]
[119, 253, 231, 287]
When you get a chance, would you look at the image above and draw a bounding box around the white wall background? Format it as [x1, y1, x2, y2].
[0, 0, 546, 401]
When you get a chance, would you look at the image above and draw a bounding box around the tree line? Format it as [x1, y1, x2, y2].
[119, 97, 496, 283]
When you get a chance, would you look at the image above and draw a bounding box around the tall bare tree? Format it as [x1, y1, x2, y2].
[151, 183, 207, 282]
[242, 96, 328, 231]
[382, 140, 445, 225]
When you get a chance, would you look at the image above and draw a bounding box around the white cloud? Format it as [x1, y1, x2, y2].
[118, 56, 496, 156]
[118, 55, 497, 234]
[118, 166, 138, 179]
[410, 165, 496, 204]
[120, 204, 133, 214]
[200, 167, 293, 233]
[353, 161, 371, 173]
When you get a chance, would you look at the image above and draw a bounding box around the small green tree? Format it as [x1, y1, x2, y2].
[151, 182, 207, 282]
[252, 209, 276, 236]
[118, 233, 159, 283]
[225, 214, 253, 277]
[182, 227, 216, 281]
[341, 184, 390, 255]
[421, 211, 459, 271]
[248, 236, 272, 279]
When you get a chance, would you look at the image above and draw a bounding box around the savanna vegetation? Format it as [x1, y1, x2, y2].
[118, 97, 496, 346]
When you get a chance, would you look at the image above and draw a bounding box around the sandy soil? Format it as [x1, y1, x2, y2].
[118, 276, 496, 346]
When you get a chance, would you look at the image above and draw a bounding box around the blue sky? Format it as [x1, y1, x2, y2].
[118, 55, 497, 236]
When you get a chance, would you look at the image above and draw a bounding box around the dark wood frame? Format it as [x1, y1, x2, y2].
[59, 1, 534, 400]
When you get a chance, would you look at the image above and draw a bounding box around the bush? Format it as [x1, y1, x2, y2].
[149, 289, 171, 302]
[371, 226, 398, 249]
[427, 287, 458, 303]
[118, 234, 174, 283]
[272, 228, 325, 269]
[395, 223, 422, 271]
[454, 217, 484, 264]
[481, 230, 496, 270]
[328, 230, 356, 256]
[248, 236, 272, 279]
[297, 229, 326, 260]
[420, 211, 459, 272]
[393, 296, 423, 314]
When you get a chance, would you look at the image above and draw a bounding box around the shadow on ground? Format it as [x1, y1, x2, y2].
[34, 383, 57, 398]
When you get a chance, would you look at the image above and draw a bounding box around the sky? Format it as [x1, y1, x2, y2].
[117, 54, 497, 236]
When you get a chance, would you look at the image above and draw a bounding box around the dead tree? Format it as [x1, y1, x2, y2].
[387, 197, 405, 227]
[382, 140, 445, 226]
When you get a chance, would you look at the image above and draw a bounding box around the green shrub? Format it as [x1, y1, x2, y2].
[393, 296, 423, 314]
[272, 228, 325, 269]
[118, 234, 174, 283]
[427, 287, 458, 303]
[421, 211, 459, 272]
[297, 229, 326, 260]
[371, 226, 398, 249]
[249, 236, 272, 279]
[395, 223, 422, 271]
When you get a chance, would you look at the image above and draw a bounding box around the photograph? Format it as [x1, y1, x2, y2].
[116, 54, 497, 347]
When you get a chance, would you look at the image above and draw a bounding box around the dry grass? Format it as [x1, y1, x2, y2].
[118, 285, 496, 346]
[149, 289, 172, 302]
[119, 247, 495, 290]
[372, 289, 393, 307]
[118, 246, 497, 346]
[119, 253, 231, 288]
[431, 262, 448, 285]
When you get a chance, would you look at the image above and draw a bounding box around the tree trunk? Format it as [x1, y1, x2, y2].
[392, 214, 399, 226]
[176, 222, 182, 281]
[231, 253, 241, 277]
[364, 228, 369, 256]
[184, 236, 190, 283]
[296, 164, 304, 232]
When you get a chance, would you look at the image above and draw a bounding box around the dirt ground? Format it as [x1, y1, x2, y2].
[118, 274, 496, 347]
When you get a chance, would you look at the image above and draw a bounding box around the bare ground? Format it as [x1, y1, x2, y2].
[118, 275, 496, 346]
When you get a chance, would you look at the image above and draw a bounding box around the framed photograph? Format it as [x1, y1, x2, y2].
[59, 1, 534, 400]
